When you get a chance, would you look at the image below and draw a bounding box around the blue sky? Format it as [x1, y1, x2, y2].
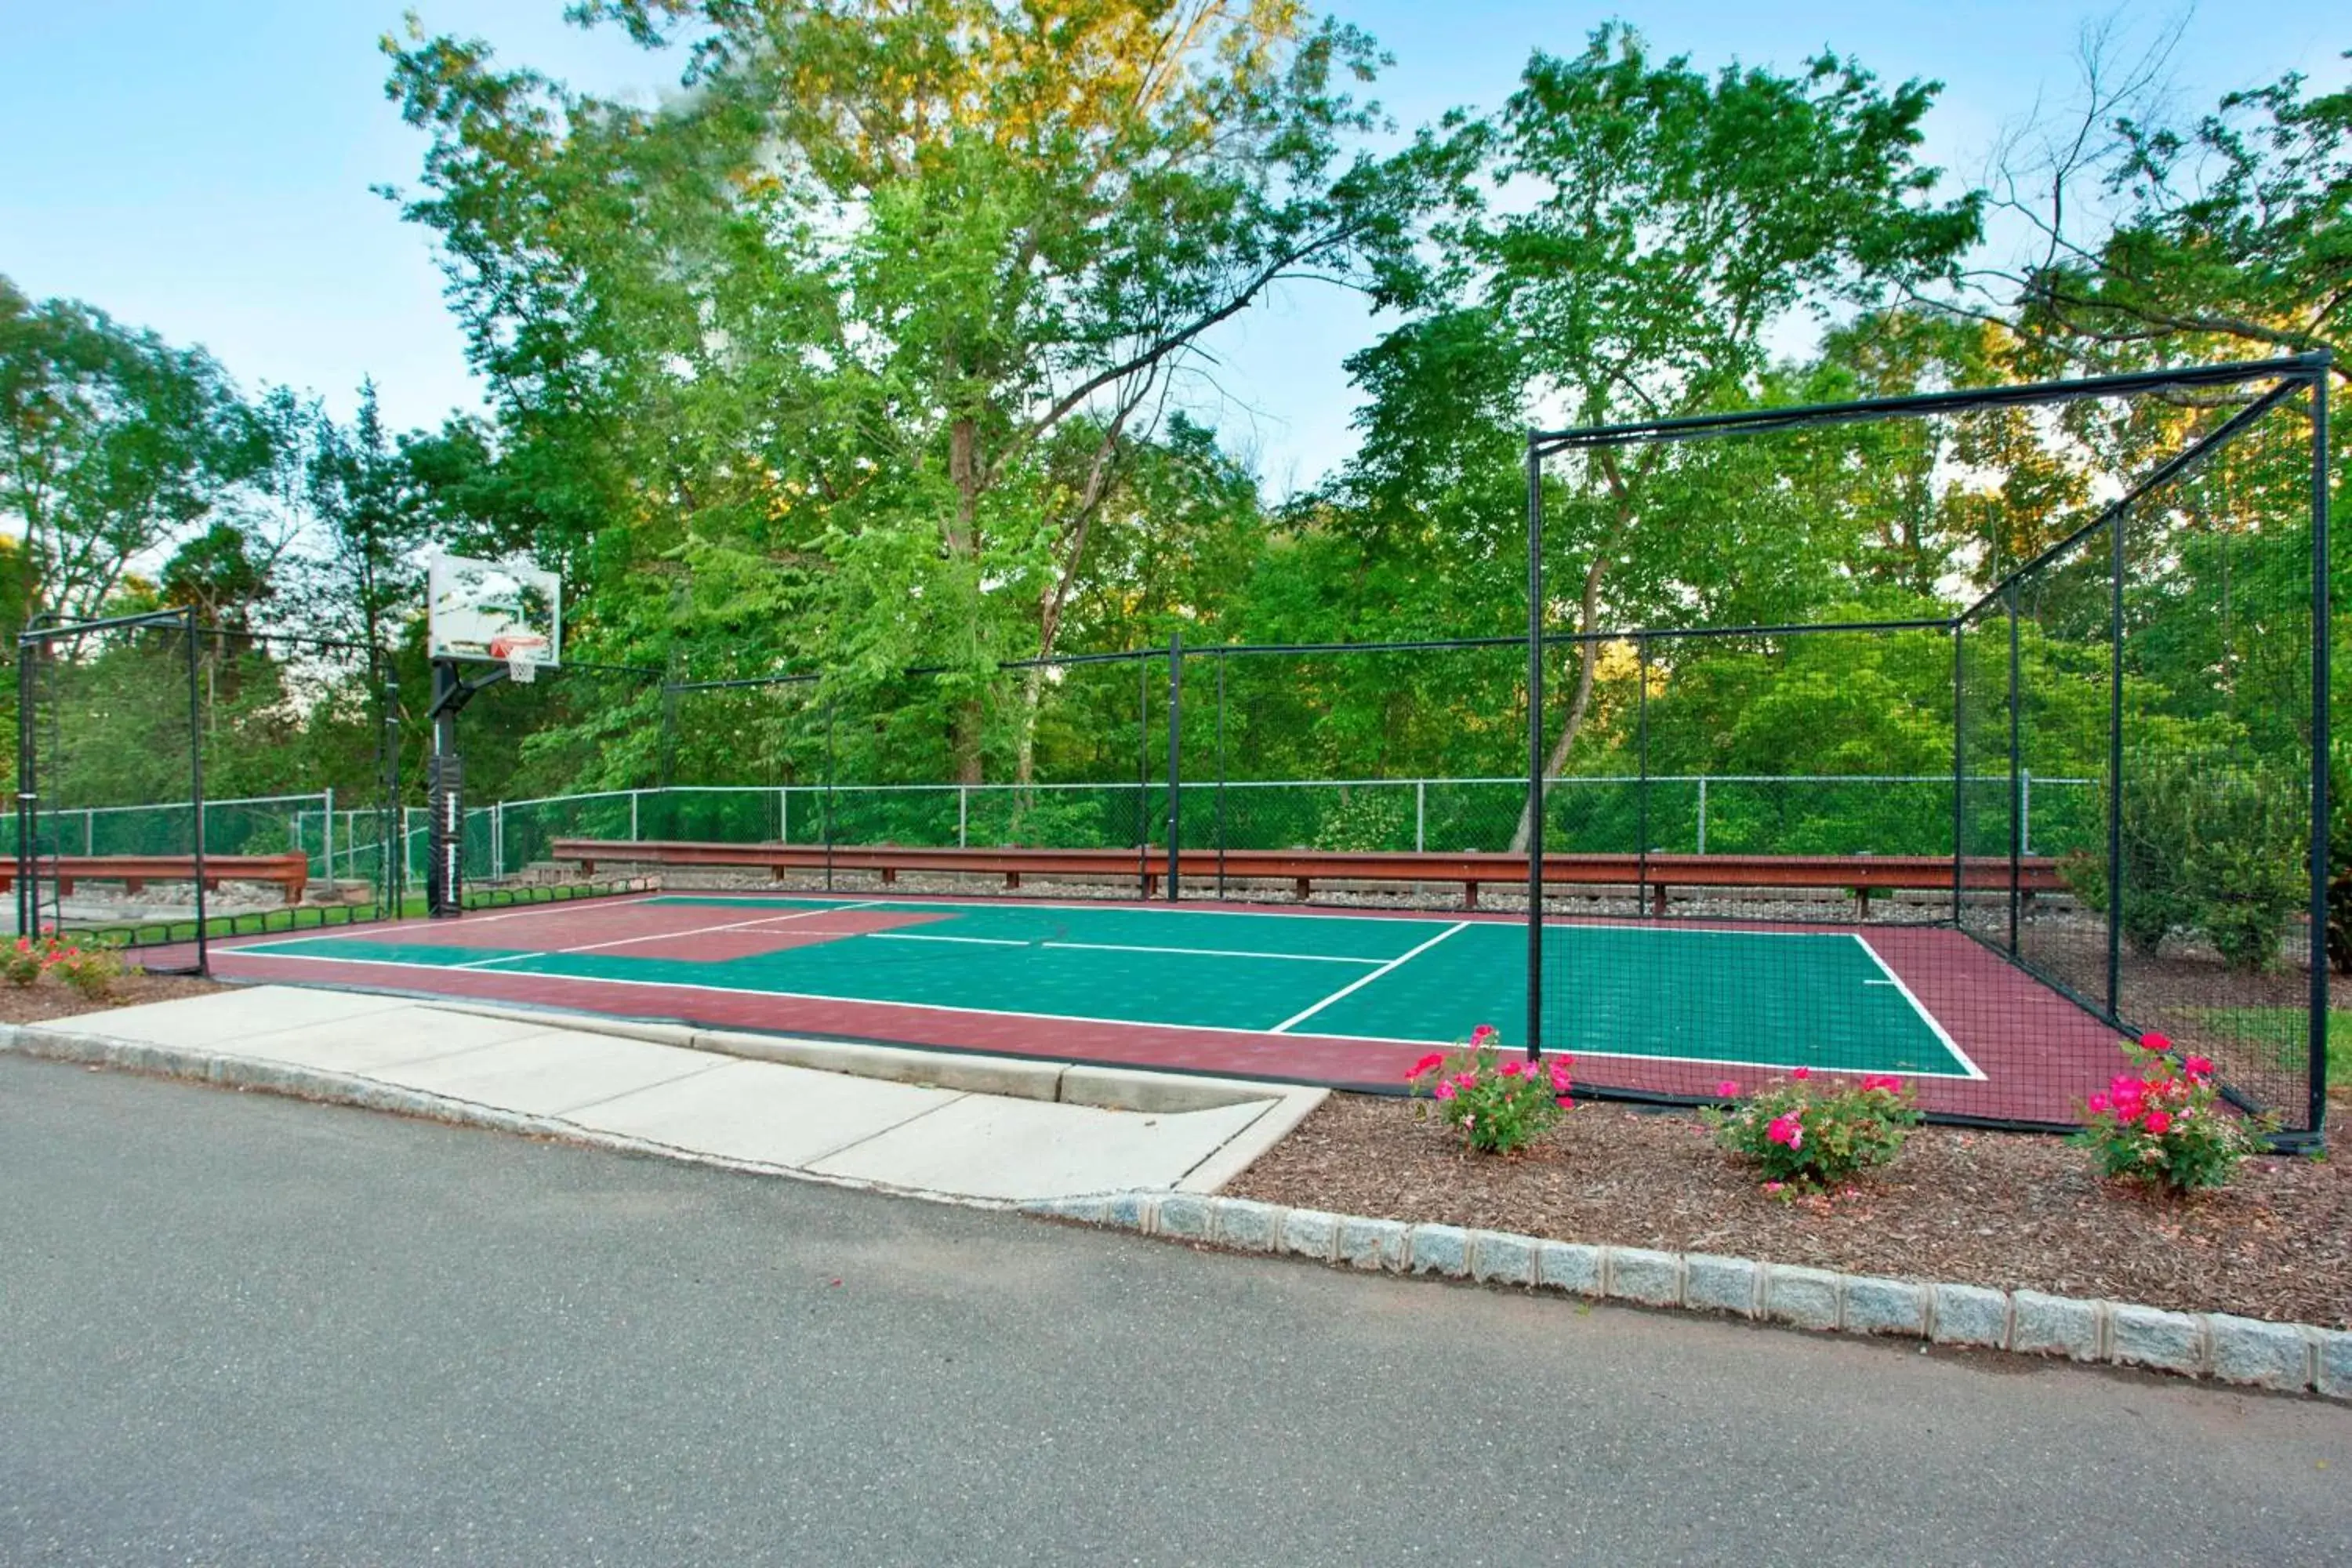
[2, 2, 2343, 493]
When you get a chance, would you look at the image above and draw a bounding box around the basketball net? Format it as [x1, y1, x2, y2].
[506, 648, 542, 684]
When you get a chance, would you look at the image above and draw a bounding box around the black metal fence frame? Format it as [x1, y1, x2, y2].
[1526, 353, 2335, 1141]
[13, 610, 412, 974]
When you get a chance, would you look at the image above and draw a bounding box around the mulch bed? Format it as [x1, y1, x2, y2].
[1231, 1093, 2352, 1330]
[0, 971, 223, 1026]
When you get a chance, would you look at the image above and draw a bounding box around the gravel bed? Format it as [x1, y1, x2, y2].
[1230, 1092, 2352, 1329]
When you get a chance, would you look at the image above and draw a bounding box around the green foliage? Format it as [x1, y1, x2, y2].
[1703, 1071, 1921, 1188]
[2074, 1037, 2268, 1196]
[1405, 1031, 1573, 1156]
[0, 275, 278, 623]
[2067, 749, 2306, 969]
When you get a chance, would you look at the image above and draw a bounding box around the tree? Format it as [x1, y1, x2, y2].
[383, 0, 1468, 782]
[1327, 27, 1983, 844]
[0, 276, 273, 623]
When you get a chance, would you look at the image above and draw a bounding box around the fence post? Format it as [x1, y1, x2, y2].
[779, 786, 789, 846]
[325, 786, 336, 880]
[2020, 768, 2032, 857]
[492, 801, 504, 879]
[2007, 587, 2023, 956]
[84, 811, 93, 857]
[1415, 780, 1426, 853]
[1166, 630, 1182, 902]
[1696, 776, 1708, 855]
[630, 789, 641, 844]
[958, 785, 968, 848]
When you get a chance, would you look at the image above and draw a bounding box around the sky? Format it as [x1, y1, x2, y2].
[2, 2, 2344, 495]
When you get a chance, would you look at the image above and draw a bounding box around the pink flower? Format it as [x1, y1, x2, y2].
[1791, 1066, 1811, 1080]
[1433, 1082, 1457, 1102]
[1454, 1071, 1479, 1089]
[2183, 1056, 2214, 1080]
[2143, 1110, 2173, 1135]
[1555, 1095, 1573, 1109]
[2139, 1032, 2171, 1053]
[1766, 1114, 1804, 1149]
[1547, 1061, 1573, 1092]
[1470, 1024, 1497, 1044]
[2086, 1093, 2109, 1115]
[1406, 1052, 1445, 1080]
[1498, 1060, 1523, 1078]
[1715, 1080, 1741, 1099]
[1762, 1181, 1785, 1195]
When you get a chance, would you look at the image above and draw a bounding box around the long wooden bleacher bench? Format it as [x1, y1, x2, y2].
[550, 838, 2064, 914]
[0, 852, 311, 906]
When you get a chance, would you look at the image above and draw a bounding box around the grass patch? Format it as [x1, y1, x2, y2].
[2192, 1006, 2351, 1098]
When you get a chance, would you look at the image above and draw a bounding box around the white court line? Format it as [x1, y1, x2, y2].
[1048, 938, 1382, 965]
[1849, 933, 1987, 1080]
[228, 893, 670, 955]
[212, 948, 1988, 1077]
[863, 932, 1387, 965]
[1270, 922, 1468, 1034]
[453, 901, 883, 969]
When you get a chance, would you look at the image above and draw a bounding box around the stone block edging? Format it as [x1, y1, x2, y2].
[1022, 1191, 2352, 1402]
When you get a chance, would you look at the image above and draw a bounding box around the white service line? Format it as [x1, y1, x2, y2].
[454, 901, 883, 969]
[862, 932, 1386, 965]
[1269, 921, 1468, 1034]
[229, 893, 669, 954]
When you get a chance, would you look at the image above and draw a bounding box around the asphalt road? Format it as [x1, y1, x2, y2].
[2, 1054, 2344, 1567]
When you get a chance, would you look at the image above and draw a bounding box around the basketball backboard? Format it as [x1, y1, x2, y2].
[427, 555, 561, 671]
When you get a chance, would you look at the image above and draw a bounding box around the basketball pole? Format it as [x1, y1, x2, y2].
[424, 657, 520, 918]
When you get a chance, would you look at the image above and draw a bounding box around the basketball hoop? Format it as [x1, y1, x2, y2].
[489, 633, 550, 684]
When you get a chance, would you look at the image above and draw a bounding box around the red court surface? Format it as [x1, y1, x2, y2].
[178, 889, 2129, 1127]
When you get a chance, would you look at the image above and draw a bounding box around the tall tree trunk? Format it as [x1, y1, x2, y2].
[1508, 554, 1609, 855]
[946, 416, 985, 786]
[1011, 415, 1126, 788]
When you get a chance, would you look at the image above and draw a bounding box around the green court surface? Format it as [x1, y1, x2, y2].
[231, 895, 1980, 1078]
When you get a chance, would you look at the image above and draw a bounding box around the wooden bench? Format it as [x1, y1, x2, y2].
[549, 839, 2063, 914]
[0, 852, 311, 906]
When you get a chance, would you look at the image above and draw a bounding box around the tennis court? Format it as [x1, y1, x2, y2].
[188, 890, 2132, 1118]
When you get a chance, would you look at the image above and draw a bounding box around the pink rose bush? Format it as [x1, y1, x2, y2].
[1405, 1025, 1573, 1155]
[2, 931, 117, 996]
[2074, 1033, 2266, 1195]
[1702, 1068, 1920, 1188]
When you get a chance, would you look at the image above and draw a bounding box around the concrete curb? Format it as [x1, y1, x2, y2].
[1018, 1191, 2352, 1403]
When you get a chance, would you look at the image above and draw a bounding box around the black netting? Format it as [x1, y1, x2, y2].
[11, 618, 401, 956]
[1526, 375, 2328, 1135]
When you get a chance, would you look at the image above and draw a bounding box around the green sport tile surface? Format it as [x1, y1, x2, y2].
[238, 895, 1973, 1076]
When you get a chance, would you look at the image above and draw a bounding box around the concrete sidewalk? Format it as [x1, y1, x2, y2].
[2, 986, 1321, 1203]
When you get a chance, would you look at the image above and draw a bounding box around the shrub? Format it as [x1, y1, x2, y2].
[2074, 1033, 2268, 1195]
[2, 936, 53, 988]
[2182, 766, 2307, 972]
[1405, 1026, 1573, 1155]
[2066, 750, 2305, 971]
[1704, 1069, 1921, 1188]
[50, 944, 124, 1001]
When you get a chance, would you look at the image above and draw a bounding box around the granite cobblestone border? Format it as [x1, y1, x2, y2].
[1023, 1190, 2352, 1403]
